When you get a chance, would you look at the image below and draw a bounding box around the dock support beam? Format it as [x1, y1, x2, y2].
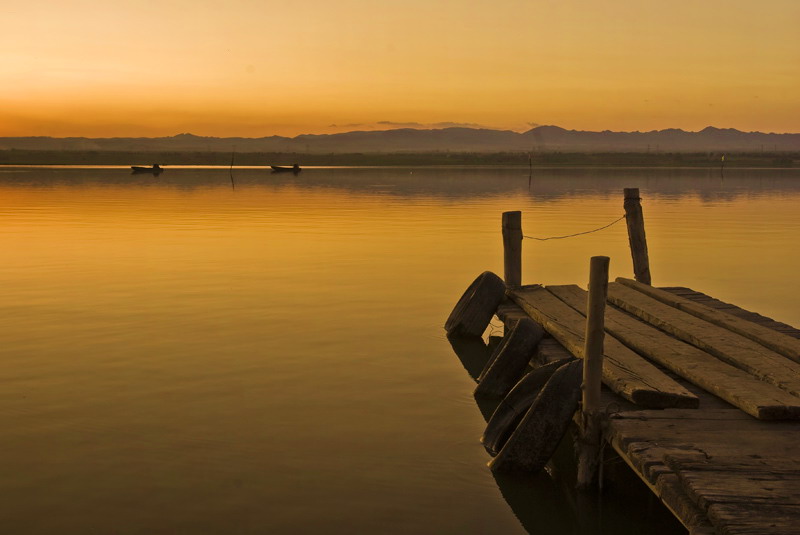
[623, 188, 652, 285]
[577, 255, 609, 490]
[502, 211, 523, 289]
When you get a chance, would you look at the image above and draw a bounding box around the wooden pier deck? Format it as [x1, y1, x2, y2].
[447, 198, 800, 534]
[496, 283, 800, 535]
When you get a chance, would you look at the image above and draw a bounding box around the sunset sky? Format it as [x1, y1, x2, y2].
[2, 0, 798, 137]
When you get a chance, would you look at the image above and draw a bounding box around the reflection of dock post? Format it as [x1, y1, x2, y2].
[502, 211, 523, 289]
[623, 188, 651, 285]
[577, 256, 609, 490]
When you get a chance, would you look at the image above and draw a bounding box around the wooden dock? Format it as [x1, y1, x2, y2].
[496, 284, 800, 534]
[446, 195, 800, 534]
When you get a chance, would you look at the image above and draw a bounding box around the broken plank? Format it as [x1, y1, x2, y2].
[535, 338, 574, 367]
[549, 284, 800, 419]
[495, 299, 569, 368]
[510, 285, 697, 408]
[618, 278, 800, 364]
[607, 282, 800, 399]
[495, 298, 530, 326]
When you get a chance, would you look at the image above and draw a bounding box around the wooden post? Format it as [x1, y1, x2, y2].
[502, 211, 523, 289]
[623, 188, 651, 285]
[577, 255, 609, 490]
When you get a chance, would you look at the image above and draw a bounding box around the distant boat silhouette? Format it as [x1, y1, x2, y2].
[131, 164, 163, 175]
[271, 164, 301, 174]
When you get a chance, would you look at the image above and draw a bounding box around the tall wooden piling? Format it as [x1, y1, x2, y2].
[502, 211, 523, 289]
[623, 188, 651, 285]
[577, 255, 610, 490]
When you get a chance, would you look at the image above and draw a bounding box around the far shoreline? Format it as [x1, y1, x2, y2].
[0, 150, 796, 168]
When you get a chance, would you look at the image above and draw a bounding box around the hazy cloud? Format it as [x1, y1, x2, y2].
[376, 121, 425, 128]
[327, 120, 502, 132]
[434, 121, 494, 129]
[377, 120, 495, 129]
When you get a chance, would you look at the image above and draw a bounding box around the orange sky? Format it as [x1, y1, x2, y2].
[2, 0, 798, 137]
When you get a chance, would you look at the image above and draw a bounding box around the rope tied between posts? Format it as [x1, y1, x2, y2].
[523, 214, 626, 241]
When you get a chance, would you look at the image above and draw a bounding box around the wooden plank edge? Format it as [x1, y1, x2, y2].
[664, 454, 800, 534]
[662, 287, 800, 339]
[611, 409, 750, 421]
[549, 283, 800, 420]
[540, 285, 701, 409]
[605, 430, 715, 534]
[619, 277, 800, 363]
[606, 282, 800, 400]
[511, 287, 698, 409]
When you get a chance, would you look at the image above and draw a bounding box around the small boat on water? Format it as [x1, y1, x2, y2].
[271, 164, 301, 173]
[131, 164, 163, 175]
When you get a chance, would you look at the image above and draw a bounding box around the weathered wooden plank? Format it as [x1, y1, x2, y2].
[535, 338, 574, 366]
[499, 298, 616, 368]
[549, 284, 800, 419]
[666, 454, 800, 480]
[661, 287, 800, 339]
[605, 435, 716, 534]
[687, 472, 800, 505]
[707, 503, 800, 535]
[654, 474, 718, 535]
[619, 278, 800, 364]
[607, 282, 800, 398]
[665, 454, 800, 535]
[496, 299, 574, 368]
[495, 299, 530, 326]
[510, 286, 698, 408]
[659, 373, 743, 411]
[608, 418, 800, 450]
[626, 442, 705, 485]
[607, 412, 800, 535]
[612, 409, 750, 421]
[607, 416, 800, 459]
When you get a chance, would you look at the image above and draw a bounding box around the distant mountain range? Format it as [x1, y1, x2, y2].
[2, 126, 798, 153]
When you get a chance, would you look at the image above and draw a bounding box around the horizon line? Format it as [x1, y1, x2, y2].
[3, 124, 799, 140]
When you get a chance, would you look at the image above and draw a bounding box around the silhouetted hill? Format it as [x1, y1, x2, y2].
[1, 126, 798, 153]
[520, 126, 799, 151]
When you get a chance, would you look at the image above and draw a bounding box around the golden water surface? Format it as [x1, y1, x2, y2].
[1, 166, 798, 534]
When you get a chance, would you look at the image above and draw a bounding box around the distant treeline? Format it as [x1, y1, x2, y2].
[0, 150, 796, 168]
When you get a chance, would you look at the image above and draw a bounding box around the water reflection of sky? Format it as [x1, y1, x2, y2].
[0, 166, 796, 534]
[2, 166, 800, 200]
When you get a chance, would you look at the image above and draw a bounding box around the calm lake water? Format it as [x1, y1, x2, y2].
[1, 166, 799, 534]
